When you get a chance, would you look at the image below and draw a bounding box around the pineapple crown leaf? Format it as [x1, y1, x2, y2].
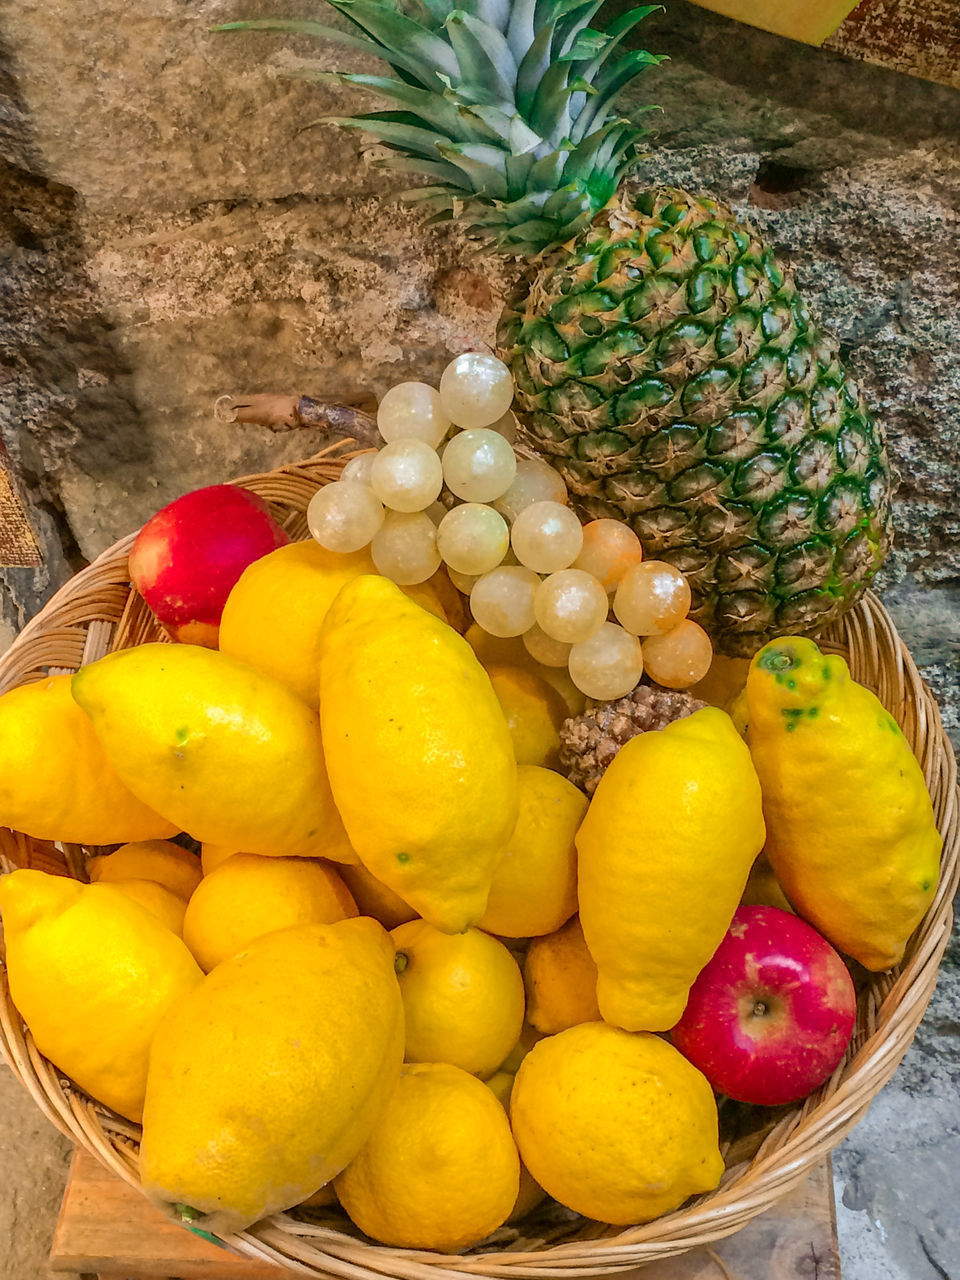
[219, 1, 665, 256]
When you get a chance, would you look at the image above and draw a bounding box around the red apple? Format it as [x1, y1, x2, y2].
[671, 905, 856, 1106]
[129, 485, 289, 646]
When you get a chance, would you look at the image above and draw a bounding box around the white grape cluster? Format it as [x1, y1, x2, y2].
[307, 352, 712, 701]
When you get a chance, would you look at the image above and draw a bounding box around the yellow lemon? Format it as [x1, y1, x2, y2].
[464, 624, 528, 667]
[299, 1183, 338, 1208]
[511, 1023, 723, 1224]
[484, 1072, 548, 1222]
[182, 853, 358, 972]
[423, 567, 467, 632]
[479, 766, 585, 938]
[0, 676, 176, 845]
[219, 541, 446, 710]
[746, 637, 942, 970]
[498, 1023, 545, 1074]
[576, 707, 765, 1031]
[339, 862, 417, 931]
[108, 879, 187, 935]
[319, 577, 518, 933]
[534, 664, 586, 717]
[741, 854, 794, 913]
[0, 870, 202, 1121]
[88, 840, 202, 902]
[391, 920, 525, 1079]
[141, 917, 403, 1236]
[689, 654, 750, 709]
[485, 1069, 515, 1108]
[335, 1062, 520, 1251]
[523, 916, 600, 1034]
[200, 843, 237, 876]
[487, 665, 567, 769]
[465, 625, 585, 716]
[72, 643, 355, 863]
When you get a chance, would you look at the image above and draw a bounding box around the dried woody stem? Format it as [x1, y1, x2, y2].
[215, 392, 379, 449]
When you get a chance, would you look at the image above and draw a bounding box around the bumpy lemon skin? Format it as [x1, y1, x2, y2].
[339, 862, 418, 930]
[335, 1062, 520, 1251]
[0, 870, 202, 1121]
[140, 917, 404, 1237]
[182, 854, 358, 972]
[219, 541, 378, 709]
[523, 916, 600, 1035]
[108, 879, 188, 935]
[486, 665, 567, 769]
[88, 840, 202, 902]
[71, 643, 354, 863]
[479, 765, 586, 938]
[510, 1023, 723, 1225]
[318, 577, 518, 933]
[746, 637, 942, 971]
[576, 707, 765, 1032]
[391, 920, 525, 1079]
[0, 676, 177, 845]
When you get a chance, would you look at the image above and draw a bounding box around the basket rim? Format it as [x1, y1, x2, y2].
[0, 450, 957, 1279]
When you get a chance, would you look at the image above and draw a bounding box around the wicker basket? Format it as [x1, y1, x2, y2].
[1, 446, 957, 1279]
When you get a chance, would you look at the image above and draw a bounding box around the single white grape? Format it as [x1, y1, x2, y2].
[371, 511, 441, 585]
[341, 451, 377, 486]
[470, 566, 540, 638]
[442, 428, 518, 503]
[489, 410, 518, 444]
[512, 501, 584, 573]
[377, 381, 451, 448]
[494, 458, 568, 523]
[447, 566, 480, 594]
[307, 480, 384, 553]
[568, 623, 644, 700]
[370, 438, 443, 513]
[437, 503, 510, 576]
[534, 569, 609, 644]
[439, 352, 515, 428]
[522, 622, 572, 668]
[574, 519, 644, 593]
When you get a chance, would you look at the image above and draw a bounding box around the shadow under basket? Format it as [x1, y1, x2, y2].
[1, 445, 957, 1278]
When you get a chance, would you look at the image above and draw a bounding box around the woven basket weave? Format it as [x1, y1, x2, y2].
[1, 446, 957, 1278]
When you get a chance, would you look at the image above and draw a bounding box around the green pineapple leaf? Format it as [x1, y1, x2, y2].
[221, 0, 664, 254]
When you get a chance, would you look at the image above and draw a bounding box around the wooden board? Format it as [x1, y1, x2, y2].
[51, 1147, 840, 1280]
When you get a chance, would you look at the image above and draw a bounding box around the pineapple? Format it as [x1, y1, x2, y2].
[225, 1, 892, 656]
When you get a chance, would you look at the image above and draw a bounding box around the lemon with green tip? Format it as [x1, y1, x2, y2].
[391, 919, 525, 1079]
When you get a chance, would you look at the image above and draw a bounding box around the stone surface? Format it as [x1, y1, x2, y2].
[0, 3, 957, 1278]
[0, 1063, 75, 1280]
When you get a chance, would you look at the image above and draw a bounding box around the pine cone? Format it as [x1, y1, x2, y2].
[560, 684, 708, 796]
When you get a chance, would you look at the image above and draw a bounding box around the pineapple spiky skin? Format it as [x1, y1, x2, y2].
[497, 188, 893, 656]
